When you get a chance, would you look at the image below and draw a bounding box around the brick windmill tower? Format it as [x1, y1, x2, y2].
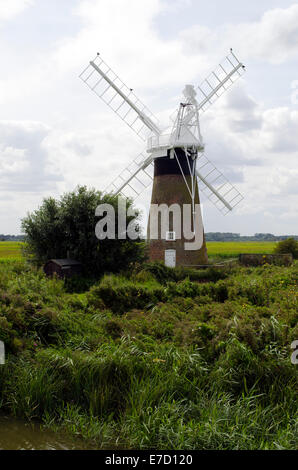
[80, 49, 245, 267]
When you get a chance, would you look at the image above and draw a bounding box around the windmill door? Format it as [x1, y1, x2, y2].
[165, 250, 176, 268]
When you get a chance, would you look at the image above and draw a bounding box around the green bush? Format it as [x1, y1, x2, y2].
[87, 275, 166, 314]
[142, 262, 179, 283]
[274, 237, 298, 259]
[142, 261, 228, 284]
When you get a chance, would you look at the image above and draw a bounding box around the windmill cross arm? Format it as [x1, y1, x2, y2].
[108, 154, 154, 196]
[196, 49, 245, 113]
[89, 61, 161, 136]
[197, 63, 244, 111]
[196, 169, 232, 211]
[195, 153, 244, 215]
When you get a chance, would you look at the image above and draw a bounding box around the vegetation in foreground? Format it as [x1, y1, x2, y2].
[0, 258, 297, 450]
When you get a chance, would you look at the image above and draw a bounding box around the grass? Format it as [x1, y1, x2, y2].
[206, 241, 276, 257]
[0, 258, 297, 450]
[0, 241, 277, 261]
[0, 242, 23, 259]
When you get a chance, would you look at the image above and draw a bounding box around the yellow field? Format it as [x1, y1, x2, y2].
[206, 241, 276, 257]
[0, 242, 23, 259]
[0, 240, 277, 260]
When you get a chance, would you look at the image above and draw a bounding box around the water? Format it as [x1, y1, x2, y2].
[0, 415, 94, 450]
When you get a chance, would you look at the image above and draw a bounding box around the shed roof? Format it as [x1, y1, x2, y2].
[46, 259, 82, 267]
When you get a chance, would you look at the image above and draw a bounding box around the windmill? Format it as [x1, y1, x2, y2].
[80, 49, 245, 268]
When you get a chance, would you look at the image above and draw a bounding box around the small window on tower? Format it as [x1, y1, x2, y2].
[166, 231, 176, 241]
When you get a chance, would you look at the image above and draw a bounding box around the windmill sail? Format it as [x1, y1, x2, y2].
[197, 49, 245, 113]
[79, 55, 160, 141]
[196, 153, 243, 214]
[105, 152, 154, 199]
[170, 50, 245, 123]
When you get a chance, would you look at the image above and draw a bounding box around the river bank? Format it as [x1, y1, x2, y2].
[0, 414, 94, 450]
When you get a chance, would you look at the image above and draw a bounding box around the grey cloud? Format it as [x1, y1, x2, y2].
[218, 167, 244, 184]
[222, 86, 263, 133]
[229, 117, 263, 132]
[65, 139, 92, 157]
[204, 135, 262, 169]
[225, 87, 257, 113]
[262, 109, 298, 153]
[179, 5, 298, 65]
[268, 139, 298, 154]
[0, 120, 63, 192]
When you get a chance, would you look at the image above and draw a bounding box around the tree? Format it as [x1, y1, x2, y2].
[274, 237, 298, 260]
[21, 186, 146, 275]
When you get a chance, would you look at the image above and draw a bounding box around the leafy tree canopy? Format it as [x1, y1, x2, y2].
[21, 186, 146, 275]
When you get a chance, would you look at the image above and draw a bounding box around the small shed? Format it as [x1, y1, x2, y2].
[44, 259, 82, 278]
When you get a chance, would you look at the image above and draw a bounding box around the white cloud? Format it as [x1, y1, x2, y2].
[261, 108, 298, 152]
[42, 123, 144, 194]
[52, 0, 211, 93]
[0, 0, 33, 21]
[0, 146, 28, 173]
[0, 121, 61, 193]
[266, 167, 298, 196]
[180, 3, 298, 64]
[237, 4, 298, 63]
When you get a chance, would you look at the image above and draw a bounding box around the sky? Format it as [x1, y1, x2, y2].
[0, 0, 297, 235]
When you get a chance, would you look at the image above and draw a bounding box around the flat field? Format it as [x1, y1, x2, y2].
[206, 241, 276, 257]
[0, 242, 23, 259]
[0, 241, 277, 260]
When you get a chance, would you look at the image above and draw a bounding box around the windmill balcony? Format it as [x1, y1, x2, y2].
[147, 133, 204, 155]
[147, 134, 172, 153]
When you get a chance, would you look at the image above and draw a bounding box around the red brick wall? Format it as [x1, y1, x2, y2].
[147, 173, 208, 266]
